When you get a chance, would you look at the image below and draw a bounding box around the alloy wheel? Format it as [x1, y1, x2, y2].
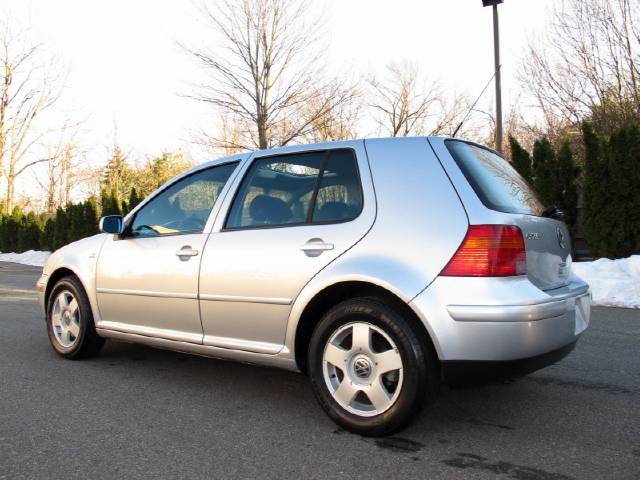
[322, 322, 404, 417]
[51, 290, 80, 348]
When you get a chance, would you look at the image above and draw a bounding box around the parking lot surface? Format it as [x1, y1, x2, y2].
[1, 261, 638, 479]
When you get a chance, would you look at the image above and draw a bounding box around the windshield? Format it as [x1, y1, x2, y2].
[446, 140, 544, 216]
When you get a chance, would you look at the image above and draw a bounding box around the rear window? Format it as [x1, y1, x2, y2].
[446, 140, 544, 216]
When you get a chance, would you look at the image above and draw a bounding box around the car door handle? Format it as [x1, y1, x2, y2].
[176, 246, 199, 258]
[300, 239, 334, 255]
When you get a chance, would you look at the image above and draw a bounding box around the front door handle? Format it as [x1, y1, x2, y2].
[300, 238, 334, 256]
[176, 246, 199, 259]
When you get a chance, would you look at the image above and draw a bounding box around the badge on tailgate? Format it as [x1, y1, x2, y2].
[558, 261, 569, 279]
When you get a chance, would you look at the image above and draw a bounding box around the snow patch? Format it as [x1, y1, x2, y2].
[0, 250, 51, 267]
[573, 256, 640, 309]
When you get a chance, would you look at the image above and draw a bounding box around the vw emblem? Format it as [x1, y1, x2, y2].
[353, 358, 372, 379]
[556, 227, 566, 249]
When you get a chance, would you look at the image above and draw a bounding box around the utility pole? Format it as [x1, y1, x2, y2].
[483, 0, 503, 153]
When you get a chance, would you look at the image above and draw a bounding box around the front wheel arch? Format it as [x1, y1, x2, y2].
[45, 267, 77, 311]
[46, 274, 104, 358]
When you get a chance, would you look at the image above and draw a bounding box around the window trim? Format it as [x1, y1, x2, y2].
[121, 161, 240, 240]
[222, 148, 364, 232]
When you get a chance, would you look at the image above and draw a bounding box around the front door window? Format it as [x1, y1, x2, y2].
[129, 163, 237, 237]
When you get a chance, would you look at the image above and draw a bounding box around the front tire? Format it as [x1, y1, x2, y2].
[47, 276, 104, 359]
[308, 297, 436, 436]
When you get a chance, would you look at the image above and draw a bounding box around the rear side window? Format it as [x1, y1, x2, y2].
[225, 149, 363, 229]
[446, 140, 544, 216]
[312, 150, 363, 222]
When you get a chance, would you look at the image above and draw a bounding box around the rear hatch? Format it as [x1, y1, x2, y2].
[444, 140, 571, 291]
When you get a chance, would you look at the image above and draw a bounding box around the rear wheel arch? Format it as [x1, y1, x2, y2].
[293, 281, 438, 373]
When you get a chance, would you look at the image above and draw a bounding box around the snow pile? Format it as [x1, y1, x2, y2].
[573, 256, 640, 308]
[0, 250, 50, 267]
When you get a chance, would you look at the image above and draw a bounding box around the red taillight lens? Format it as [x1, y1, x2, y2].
[441, 225, 527, 277]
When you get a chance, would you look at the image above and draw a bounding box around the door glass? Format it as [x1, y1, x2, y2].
[129, 163, 237, 237]
[312, 149, 363, 222]
[226, 149, 363, 229]
[226, 152, 324, 228]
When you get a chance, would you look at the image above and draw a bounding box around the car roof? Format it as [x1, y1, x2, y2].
[194, 136, 465, 169]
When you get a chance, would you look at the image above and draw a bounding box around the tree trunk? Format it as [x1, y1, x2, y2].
[5, 171, 14, 212]
[257, 112, 268, 150]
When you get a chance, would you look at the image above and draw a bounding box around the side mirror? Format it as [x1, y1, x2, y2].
[99, 215, 124, 235]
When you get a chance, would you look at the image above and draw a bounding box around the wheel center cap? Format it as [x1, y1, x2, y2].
[353, 357, 372, 379]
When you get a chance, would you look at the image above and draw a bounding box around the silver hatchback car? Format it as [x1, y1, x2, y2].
[37, 137, 591, 436]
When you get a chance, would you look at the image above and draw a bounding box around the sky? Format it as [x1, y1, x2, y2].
[2, 0, 555, 196]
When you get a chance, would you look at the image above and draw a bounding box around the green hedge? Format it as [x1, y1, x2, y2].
[0, 189, 142, 254]
[509, 135, 580, 234]
[510, 123, 640, 258]
[583, 122, 640, 258]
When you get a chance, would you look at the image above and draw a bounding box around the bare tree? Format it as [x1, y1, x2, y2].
[40, 143, 77, 213]
[192, 113, 251, 156]
[0, 20, 63, 212]
[369, 63, 435, 137]
[34, 120, 82, 213]
[304, 85, 361, 143]
[39, 143, 68, 213]
[182, 0, 356, 151]
[369, 62, 468, 137]
[521, 0, 640, 132]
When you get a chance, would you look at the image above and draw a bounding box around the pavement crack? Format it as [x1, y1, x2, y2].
[443, 452, 576, 480]
[373, 436, 424, 453]
[524, 375, 635, 395]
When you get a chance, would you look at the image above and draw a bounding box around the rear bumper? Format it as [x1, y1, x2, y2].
[410, 276, 591, 363]
[441, 341, 576, 384]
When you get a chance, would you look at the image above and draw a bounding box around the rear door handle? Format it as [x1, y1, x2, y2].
[176, 246, 199, 258]
[300, 239, 334, 255]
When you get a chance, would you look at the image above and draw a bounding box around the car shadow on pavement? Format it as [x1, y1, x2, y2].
[94, 339, 552, 437]
[89, 340, 603, 479]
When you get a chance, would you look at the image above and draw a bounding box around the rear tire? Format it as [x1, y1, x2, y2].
[46, 276, 104, 359]
[308, 297, 436, 436]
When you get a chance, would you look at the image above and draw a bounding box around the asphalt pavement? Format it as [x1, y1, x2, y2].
[0, 261, 638, 479]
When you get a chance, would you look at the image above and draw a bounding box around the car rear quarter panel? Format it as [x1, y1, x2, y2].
[285, 137, 469, 355]
[428, 137, 576, 291]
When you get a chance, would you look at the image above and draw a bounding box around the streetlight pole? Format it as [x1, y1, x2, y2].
[483, 0, 503, 153]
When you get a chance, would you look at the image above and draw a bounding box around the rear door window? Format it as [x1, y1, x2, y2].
[312, 149, 363, 222]
[446, 140, 544, 215]
[225, 149, 363, 229]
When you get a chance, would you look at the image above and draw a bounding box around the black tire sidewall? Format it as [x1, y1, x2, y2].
[46, 277, 93, 358]
[308, 298, 430, 436]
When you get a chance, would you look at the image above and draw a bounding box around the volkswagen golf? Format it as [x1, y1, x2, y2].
[37, 136, 591, 436]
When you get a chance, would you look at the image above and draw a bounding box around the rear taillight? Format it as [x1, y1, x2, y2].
[441, 225, 527, 277]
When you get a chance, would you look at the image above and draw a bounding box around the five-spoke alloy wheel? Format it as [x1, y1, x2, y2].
[51, 290, 81, 348]
[309, 297, 436, 436]
[46, 275, 104, 359]
[323, 322, 404, 417]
